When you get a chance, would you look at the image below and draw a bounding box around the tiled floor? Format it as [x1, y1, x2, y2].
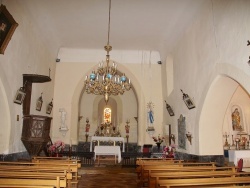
[78, 164, 138, 188]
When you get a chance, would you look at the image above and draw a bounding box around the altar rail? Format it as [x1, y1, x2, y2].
[61, 151, 143, 167]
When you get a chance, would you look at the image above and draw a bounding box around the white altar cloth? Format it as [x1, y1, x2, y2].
[90, 136, 125, 152]
[94, 146, 121, 163]
[228, 150, 250, 167]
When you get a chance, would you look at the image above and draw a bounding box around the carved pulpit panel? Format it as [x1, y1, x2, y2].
[21, 115, 52, 156]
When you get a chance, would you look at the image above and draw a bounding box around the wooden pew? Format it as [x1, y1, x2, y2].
[32, 157, 81, 167]
[139, 162, 217, 178]
[32, 157, 81, 182]
[139, 163, 234, 187]
[158, 176, 250, 188]
[0, 186, 55, 188]
[0, 161, 80, 173]
[150, 170, 250, 188]
[0, 161, 79, 188]
[32, 156, 80, 162]
[0, 169, 70, 187]
[0, 172, 67, 188]
[136, 158, 176, 163]
[136, 159, 184, 179]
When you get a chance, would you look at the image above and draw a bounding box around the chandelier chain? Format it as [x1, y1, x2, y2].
[84, 0, 131, 104]
[107, 0, 111, 47]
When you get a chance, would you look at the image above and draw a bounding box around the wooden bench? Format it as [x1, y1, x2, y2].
[0, 172, 67, 188]
[136, 159, 185, 179]
[0, 161, 80, 174]
[32, 158, 81, 168]
[0, 161, 79, 188]
[139, 162, 217, 180]
[150, 170, 250, 188]
[158, 176, 250, 188]
[0, 186, 55, 188]
[32, 157, 81, 180]
[138, 163, 235, 187]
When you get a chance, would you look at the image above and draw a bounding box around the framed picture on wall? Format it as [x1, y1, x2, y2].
[165, 101, 174, 116]
[183, 97, 195, 109]
[13, 87, 26, 105]
[46, 99, 53, 114]
[181, 89, 195, 110]
[36, 93, 43, 111]
[0, 5, 18, 54]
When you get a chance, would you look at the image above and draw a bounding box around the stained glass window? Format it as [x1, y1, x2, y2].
[104, 108, 111, 123]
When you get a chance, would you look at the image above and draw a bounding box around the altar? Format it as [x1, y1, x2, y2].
[94, 146, 121, 164]
[90, 136, 125, 152]
[228, 150, 250, 171]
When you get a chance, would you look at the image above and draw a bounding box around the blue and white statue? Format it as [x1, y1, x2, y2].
[146, 101, 155, 135]
[147, 101, 155, 125]
[149, 109, 154, 124]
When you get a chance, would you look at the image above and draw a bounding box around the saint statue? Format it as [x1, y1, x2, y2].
[85, 122, 90, 132]
[125, 124, 130, 133]
[232, 108, 241, 131]
[148, 110, 154, 124]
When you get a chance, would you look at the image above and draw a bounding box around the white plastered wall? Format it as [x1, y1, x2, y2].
[164, 0, 250, 155]
[0, 0, 55, 154]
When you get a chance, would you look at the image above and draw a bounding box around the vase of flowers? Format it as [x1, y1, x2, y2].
[48, 140, 65, 157]
[152, 134, 165, 152]
[163, 145, 176, 158]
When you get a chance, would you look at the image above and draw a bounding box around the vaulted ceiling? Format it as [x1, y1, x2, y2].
[20, 0, 208, 61]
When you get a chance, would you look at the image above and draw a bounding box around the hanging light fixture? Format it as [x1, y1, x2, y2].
[84, 0, 131, 103]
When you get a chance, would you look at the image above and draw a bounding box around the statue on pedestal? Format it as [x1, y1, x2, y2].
[232, 108, 242, 131]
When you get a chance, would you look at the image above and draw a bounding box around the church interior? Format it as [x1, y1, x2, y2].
[1, 0, 250, 187]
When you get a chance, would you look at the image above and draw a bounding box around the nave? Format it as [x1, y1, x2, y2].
[78, 165, 137, 188]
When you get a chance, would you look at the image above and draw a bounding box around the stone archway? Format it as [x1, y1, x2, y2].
[79, 89, 138, 144]
[0, 78, 11, 154]
[199, 75, 239, 155]
[198, 75, 250, 156]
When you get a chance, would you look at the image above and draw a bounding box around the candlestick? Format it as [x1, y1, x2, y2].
[223, 133, 229, 147]
[231, 135, 235, 146]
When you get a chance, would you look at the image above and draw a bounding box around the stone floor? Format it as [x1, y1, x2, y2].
[78, 161, 138, 188]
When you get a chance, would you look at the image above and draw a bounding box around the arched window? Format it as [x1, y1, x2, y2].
[104, 108, 111, 123]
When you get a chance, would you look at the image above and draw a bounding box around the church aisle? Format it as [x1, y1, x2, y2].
[78, 165, 137, 188]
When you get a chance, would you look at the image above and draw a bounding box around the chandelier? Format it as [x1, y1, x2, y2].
[84, 0, 131, 103]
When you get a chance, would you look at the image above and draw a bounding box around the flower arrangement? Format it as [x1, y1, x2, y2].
[152, 134, 165, 144]
[163, 145, 176, 158]
[48, 140, 65, 154]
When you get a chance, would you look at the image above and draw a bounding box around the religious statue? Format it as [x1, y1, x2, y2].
[149, 109, 154, 124]
[125, 124, 130, 134]
[147, 102, 154, 124]
[106, 123, 111, 135]
[85, 118, 90, 133]
[232, 108, 242, 131]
